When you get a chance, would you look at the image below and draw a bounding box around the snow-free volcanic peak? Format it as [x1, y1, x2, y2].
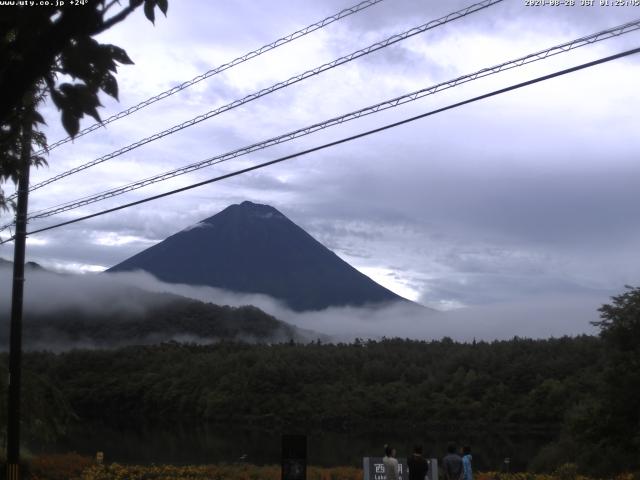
[108, 201, 407, 311]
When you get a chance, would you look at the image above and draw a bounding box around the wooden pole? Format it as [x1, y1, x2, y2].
[6, 113, 32, 480]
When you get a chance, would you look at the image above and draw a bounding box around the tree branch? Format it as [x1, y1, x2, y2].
[98, 1, 141, 33]
[103, 0, 121, 14]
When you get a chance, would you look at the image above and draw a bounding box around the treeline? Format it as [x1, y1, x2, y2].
[19, 336, 603, 429]
[1, 287, 639, 475]
[0, 337, 605, 462]
[0, 296, 307, 349]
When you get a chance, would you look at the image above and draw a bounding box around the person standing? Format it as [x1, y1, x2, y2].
[442, 443, 463, 480]
[383, 445, 399, 480]
[462, 446, 473, 480]
[407, 445, 429, 480]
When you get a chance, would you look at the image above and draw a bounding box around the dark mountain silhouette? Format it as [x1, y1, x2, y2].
[108, 201, 407, 311]
[0, 257, 45, 271]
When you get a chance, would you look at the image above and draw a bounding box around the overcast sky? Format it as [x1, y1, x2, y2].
[1, 0, 639, 337]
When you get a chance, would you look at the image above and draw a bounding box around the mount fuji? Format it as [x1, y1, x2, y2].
[108, 201, 408, 311]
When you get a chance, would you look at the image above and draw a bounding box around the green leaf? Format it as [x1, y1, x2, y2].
[56, 83, 105, 132]
[108, 45, 134, 65]
[69, 84, 103, 122]
[32, 131, 48, 153]
[84, 105, 102, 124]
[61, 110, 80, 137]
[58, 82, 77, 97]
[157, 0, 168, 15]
[31, 155, 48, 168]
[49, 88, 64, 110]
[101, 73, 119, 100]
[143, 0, 155, 24]
[93, 44, 118, 73]
[61, 38, 101, 80]
[31, 111, 46, 125]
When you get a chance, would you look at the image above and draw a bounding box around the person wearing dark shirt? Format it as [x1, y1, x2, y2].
[442, 443, 463, 480]
[407, 445, 429, 480]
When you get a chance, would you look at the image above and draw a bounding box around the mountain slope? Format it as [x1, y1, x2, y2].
[0, 260, 322, 350]
[0, 287, 315, 350]
[108, 201, 406, 311]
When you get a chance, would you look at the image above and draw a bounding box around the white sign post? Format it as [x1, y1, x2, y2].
[363, 457, 438, 480]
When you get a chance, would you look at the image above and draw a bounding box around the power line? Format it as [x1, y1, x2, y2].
[34, 0, 387, 156]
[16, 18, 640, 225]
[2, 45, 637, 245]
[16, 0, 503, 199]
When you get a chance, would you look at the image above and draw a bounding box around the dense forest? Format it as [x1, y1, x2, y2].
[16, 336, 602, 429]
[0, 287, 638, 475]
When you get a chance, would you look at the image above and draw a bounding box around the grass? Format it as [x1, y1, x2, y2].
[17, 454, 639, 480]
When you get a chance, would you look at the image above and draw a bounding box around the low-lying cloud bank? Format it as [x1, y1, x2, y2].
[261, 293, 605, 342]
[0, 266, 305, 350]
[0, 264, 611, 348]
[106, 270, 610, 341]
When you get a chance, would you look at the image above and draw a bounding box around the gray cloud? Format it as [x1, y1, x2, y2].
[0, 266, 607, 350]
[1, 0, 638, 337]
[113, 274, 614, 342]
[0, 267, 167, 318]
[0, 266, 311, 350]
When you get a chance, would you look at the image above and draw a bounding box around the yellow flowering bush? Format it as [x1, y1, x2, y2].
[24, 457, 638, 480]
[475, 474, 635, 480]
[78, 464, 359, 480]
[29, 453, 94, 480]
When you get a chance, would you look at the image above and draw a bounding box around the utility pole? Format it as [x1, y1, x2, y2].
[6, 110, 32, 480]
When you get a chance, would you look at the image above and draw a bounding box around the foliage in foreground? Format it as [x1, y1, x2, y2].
[1, 286, 638, 475]
[1, 0, 169, 214]
[0, 335, 615, 474]
[23, 458, 639, 480]
[29, 453, 94, 480]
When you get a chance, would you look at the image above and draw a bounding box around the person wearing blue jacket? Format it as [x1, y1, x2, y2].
[462, 446, 473, 480]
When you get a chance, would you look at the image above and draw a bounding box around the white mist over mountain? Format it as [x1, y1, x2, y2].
[118, 272, 604, 341]
[1, 264, 604, 346]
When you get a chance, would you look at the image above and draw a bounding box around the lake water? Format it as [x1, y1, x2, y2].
[30, 423, 556, 472]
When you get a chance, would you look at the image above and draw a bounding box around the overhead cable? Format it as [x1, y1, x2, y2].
[36, 0, 387, 155]
[17, 18, 640, 225]
[17, 0, 503, 198]
[1, 45, 636, 245]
